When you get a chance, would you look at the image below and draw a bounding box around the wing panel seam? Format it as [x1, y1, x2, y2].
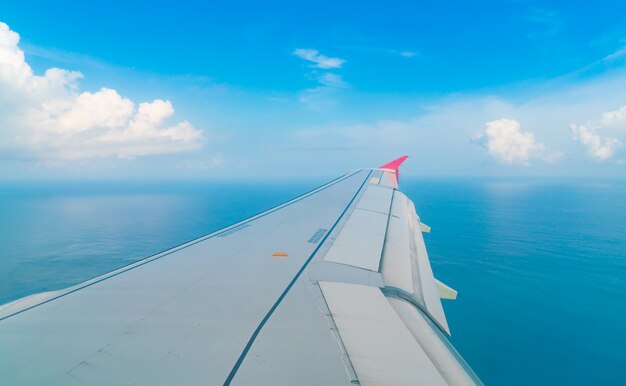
[222, 170, 373, 386]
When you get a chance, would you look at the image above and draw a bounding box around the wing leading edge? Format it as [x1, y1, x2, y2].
[0, 160, 482, 386]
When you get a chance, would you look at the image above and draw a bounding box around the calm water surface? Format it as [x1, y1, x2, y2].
[0, 178, 625, 385]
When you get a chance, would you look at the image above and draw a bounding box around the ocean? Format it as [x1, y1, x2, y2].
[0, 178, 625, 385]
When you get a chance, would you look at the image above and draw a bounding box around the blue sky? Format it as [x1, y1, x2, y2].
[2, 1, 626, 178]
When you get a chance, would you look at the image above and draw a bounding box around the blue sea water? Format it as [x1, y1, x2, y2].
[0, 178, 625, 385]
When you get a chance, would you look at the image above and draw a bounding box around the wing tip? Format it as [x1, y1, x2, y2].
[379, 155, 409, 172]
[379, 156, 409, 184]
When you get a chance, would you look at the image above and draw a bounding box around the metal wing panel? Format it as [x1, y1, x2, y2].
[387, 297, 481, 386]
[323, 183, 393, 271]
[230, 279, 353, 386]
[319, 281, 448, 386]
[381, 189, 451, 334]
[0, 170, 371, 386]
[234, 172, 481, 385]
[380, 190, 414, 293]
[407, 198, 451, 334]
[322, 208, 388, 271]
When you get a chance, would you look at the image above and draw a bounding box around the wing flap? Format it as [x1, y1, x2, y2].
[323, 183, 393, 271]
[387, 297, 480, 386]
[380, 191, 414, 293]
[408, 198, 451, 334]
[380, 190, 450, 334]
[319, 281, 448, 386]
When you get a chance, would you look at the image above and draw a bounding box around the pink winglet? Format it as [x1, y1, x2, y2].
[379, 155, 408, 183]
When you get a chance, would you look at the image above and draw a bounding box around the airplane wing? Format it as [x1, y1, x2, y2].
[0, 157, 482, 386]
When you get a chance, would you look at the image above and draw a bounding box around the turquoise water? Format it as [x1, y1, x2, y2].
[1, 178, 625, 385]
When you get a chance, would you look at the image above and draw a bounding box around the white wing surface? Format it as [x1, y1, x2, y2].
[0, 158, 482, 385]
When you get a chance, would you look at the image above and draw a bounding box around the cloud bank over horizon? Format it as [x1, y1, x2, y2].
[1, 18, 626, 178]
[0, 22, 203, 161]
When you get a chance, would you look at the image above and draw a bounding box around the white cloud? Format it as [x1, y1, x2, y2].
[35, 88, 134, 134]
[293, 48, 345, 69]
[570, 104, 626, 161]
[292, 48, 349, 110]
[297, 86, 337, 110]
[571, 124, 621, 161]
[399, 51, 417, 58]
[601, 104, 626, 126]
[526, 8, 563, 39]
[603, 46, 626, 62]
[297, 71, 348, 110]
[0, 22, 203, 160]
[473, 119, 560, 165]
[316, 73, 347, 88]
[285, 69, 626, 174]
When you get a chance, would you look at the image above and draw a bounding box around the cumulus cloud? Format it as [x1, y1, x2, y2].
[472, 119, 560, 165]
[571, 124, 621, 161]
[293, 48, 345, 69]
[601, 104, 626, 127]
[570, 104, 626, 161]
[0, 22, 203, 160]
